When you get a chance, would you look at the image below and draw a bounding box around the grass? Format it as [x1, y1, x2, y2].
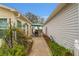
[43, 34, 73, 56]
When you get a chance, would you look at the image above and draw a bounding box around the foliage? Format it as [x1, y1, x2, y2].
[25, 12, 38, 23]
[0, 40, 26, 56]
[16, 29, 28, 46]
[43, 34, 73, 56]
[25, 12, 44, 24]
[4, 29, 13, 48]
[49, 41, 72, 56]
[0, 18, 33, 56]
[0, 28, 32, 56]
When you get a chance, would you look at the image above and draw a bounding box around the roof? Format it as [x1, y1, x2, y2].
[44, 3, 68, 26]
[0, 4, 16, 12]
[0, 4, 32, 24]
[23, 15, 32, 24]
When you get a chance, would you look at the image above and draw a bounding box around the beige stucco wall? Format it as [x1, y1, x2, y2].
[17, 17, 32, 37]
[0, 7, 17, 27]
[43, 4, 79, 51]
[0, 7, 32, 37]
[28, 24, 32, 37]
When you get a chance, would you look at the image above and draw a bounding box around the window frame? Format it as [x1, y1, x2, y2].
[0, 18, 8, 29]
[0, 18, 8, 38]
[17, 20, 22, 29]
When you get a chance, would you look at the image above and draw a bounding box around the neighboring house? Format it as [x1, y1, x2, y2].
[32, 23, 43, 30]
[0, 4, 32, 41]
[32, 23, 43, 35]
[43, 3, 79, 51]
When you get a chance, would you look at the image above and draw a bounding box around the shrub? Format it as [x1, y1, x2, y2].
[43, 34, 73, 56]
[0, 28, 32, 56]
[0, 39, 26, 56]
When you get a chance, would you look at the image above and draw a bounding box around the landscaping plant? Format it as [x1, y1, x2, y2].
[0, 26, 32, 56]
[43, 34, 73, 56]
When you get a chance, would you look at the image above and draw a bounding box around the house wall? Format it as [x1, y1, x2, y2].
[0, 7, 17, 26]
[24, 21, 32, 37]
[0, 6, 32, 47]
[17, 17, 32, 37]
[0, 7, 32, 38]
[43, 4, 79, 50]
[0, 7, 17, 47]
[27, 23, 32, 37]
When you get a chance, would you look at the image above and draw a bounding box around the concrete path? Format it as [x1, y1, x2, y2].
[29, 37, 51, 56]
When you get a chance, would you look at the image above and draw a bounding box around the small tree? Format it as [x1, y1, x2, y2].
[25, 12, 44, 24]
[25, 12, 38, 23]
[5, 18, 13, 48]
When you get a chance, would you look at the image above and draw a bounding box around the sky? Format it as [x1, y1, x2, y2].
[2, 3, 58, 20]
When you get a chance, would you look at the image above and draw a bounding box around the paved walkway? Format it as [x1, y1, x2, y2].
[29, 37, 51, 56]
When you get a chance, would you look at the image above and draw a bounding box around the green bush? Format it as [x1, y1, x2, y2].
[0, 28, 30, 56]
[0, 24, 33, 56]
[49, 41, 72, 56]
[43, 35, 73, 56]
[0, 40, 26, 56]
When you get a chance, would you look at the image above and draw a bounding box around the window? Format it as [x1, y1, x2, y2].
[0, 29, 6, 38]
[0, 18, 8, 38]
[23, 24, 26, 32]
[0, 18, 8, 28]
[17, 20, 22, 29]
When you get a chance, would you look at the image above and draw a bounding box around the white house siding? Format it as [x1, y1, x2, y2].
[43, 4, 79, 50]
